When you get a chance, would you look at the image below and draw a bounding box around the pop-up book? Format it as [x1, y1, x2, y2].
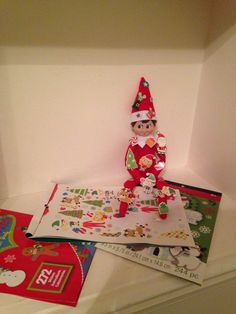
[0, 208, 96, 306]
[97, 181, 222, 285]
[28, 184, 194, 248]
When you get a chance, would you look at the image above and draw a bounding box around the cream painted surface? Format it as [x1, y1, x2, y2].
[0, 0, 212, 198]
[0, 64, 202, 197]
[188, 7, 236, 200]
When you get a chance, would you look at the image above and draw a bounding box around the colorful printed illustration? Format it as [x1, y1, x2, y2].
[22, 243, 60, 261]
[0, 213, 17, 253]
[170, 246, 202, 270]
[124, 224, 146, 238]
[0, 209, 96, 306]
[0, 268, 26, 287]
[29, 184, 195, 247]
[117, 189, 134, 205]
[97, 182, 222, 285]
[185, 209, 203, 225]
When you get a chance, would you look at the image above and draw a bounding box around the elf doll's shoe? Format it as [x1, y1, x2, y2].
[114, 201, 129, 218]
[158, 202, 169, 219]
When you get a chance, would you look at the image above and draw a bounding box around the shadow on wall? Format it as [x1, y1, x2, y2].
[0, 66, 22, 199]
[0, 137, 9, 199]
[207, 0, 236, 45]
[1, 0, 235, 50]
[204, 0, 236, 59]
[0, 1, 235, 65]
[0, 0, 212, 49]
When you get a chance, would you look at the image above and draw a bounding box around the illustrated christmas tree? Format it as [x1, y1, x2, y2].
[59, 210, 84, 219]
[140, 199, 158, 206]
[126, 149, 138, 169]
[69, 188, 89, 196]
[82, 200, 104, 207]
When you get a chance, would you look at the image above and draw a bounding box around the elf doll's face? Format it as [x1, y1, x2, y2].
[132, 120, 156, 137]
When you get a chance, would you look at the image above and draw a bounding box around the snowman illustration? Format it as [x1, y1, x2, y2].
[185, 209, 203, 225]
[169, 246, 202, 270]
[0, 268, 26, 287]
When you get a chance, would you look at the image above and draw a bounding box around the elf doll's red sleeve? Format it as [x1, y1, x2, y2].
[155, 132, 167, 172]
[124, 144, 143, 184]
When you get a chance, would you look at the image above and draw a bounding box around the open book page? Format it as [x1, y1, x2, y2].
[30, 184, 195, 247]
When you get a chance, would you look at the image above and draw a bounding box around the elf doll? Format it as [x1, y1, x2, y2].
[118, 77, 169, 219]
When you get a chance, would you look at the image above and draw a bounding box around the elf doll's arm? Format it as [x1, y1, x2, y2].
[155, 133, 167, 172]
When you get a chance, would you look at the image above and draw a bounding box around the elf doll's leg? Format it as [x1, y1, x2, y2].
[124, 178, 139, 191]
[117, 178, 138, 217]
[117, 167, 144, 217]
[156, 179, 169, 219]
[152, 171, 169, 219]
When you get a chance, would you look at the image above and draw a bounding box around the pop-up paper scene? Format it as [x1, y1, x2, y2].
[0, 78, 222, 306]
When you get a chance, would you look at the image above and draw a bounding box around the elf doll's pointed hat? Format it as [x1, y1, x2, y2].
[130, 77, 157, 123]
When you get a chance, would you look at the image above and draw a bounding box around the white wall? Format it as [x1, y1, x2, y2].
[0, 1, 211, 198]
[188, 1, 236, 200]
[0, 64, 202, 198]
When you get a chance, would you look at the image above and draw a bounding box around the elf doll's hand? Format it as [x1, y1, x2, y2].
[140, 177, 146, 186]
[140, 176, 156, 188]
[154, 161, 165, 171]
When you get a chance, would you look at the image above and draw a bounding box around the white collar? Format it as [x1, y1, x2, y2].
[131, 135, 158, 148]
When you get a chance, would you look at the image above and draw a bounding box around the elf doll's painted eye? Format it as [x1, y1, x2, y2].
[146, 124, 150, 129]
[137, 124, 142, 129]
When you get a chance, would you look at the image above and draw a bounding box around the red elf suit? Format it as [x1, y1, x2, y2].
[119, 77, 168, 218]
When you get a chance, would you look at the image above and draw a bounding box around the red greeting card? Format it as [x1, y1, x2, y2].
[0, 208, 96, 306]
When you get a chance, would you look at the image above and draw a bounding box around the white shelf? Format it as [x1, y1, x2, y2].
[1, 167, 236, 314]
[0, 1, 235, 312]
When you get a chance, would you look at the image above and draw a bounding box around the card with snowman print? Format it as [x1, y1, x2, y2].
[97, 181, 222, 285]
[0, 208, 96, 306]
[28, 184, 195, 248]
